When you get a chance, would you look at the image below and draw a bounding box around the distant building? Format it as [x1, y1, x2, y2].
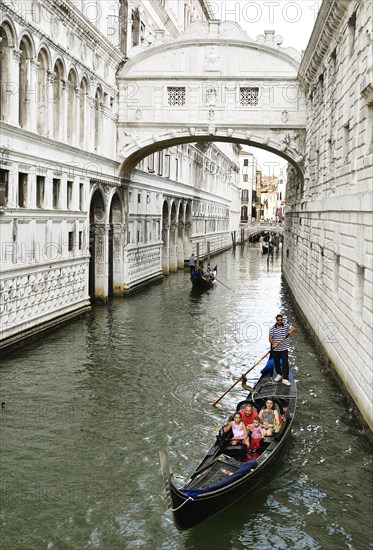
[260, 176, 278, 220]
[238, 150, 257, 223]
[276, 170, 287, 219]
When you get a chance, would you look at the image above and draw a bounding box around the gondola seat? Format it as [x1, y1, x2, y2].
[219, 442, 247, 460]
[216, 427, 247, 460]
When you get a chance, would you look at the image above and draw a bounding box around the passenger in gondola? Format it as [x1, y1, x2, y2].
[239, 403, 258, 426]
[259, 398, 281, 437]
[224, 412, 249, 448]
[247, 417, 265, 451]
[203, 264, 212, 280]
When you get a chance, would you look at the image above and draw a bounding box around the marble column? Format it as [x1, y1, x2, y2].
[7, 47, 22, 125]
[162, 223, 170, 275]
[177, 222, 185, 268]
[27, 57, 38, 132]
[169, 223, 178, 272]
[93, 223, 109, 300]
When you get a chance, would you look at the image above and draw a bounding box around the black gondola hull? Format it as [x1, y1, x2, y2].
[161, 366, 296, 530]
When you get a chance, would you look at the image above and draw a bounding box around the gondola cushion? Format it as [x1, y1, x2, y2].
[181, 460, 258, 497]
[261, 357, 283, 374]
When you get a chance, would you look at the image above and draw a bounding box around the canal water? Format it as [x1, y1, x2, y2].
[0, 243, 372, 550]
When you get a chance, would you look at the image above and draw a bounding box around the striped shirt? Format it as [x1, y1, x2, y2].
[269, 323, 291, 351]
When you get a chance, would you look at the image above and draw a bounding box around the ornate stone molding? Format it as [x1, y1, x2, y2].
[299, 0, 350, 91]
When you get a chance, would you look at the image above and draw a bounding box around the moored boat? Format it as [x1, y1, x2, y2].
[160, 361, 296, 530]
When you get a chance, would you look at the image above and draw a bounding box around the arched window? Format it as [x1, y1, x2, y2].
[36, 49, 48, 135]
[79, 77, 88, 148]
[19, 37, 33, 128]
[53, 60, 64, 140]
[0, 25, 11, 121]
[94, 87, 102, 151]
[67, 68, 77, 144]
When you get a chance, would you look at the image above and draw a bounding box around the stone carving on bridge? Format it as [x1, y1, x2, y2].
[204, 45, 221, 71]
[205, 83, 218, 106]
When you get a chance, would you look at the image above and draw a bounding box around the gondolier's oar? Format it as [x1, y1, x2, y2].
[212, 350, 270, 407]
[196, 266, 232, 291]
[214, 276, 232, 291]
[212, 334, 290, 407]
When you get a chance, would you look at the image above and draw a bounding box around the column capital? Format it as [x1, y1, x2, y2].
[47, 70, 56, 83]
[12, 47, 22, 63]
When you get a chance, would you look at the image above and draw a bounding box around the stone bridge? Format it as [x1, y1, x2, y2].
[117, 20, 306, 180]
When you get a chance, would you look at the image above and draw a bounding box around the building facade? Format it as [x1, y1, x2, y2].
[260, 176, 278, 221]
[284, 0, 373, 430]
[0, 0, 237, 351]
[238, 150, 257, 224]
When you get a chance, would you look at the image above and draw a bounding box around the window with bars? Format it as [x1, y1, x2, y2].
[240, 87, 259, 107]
[167, 87, 186, 106]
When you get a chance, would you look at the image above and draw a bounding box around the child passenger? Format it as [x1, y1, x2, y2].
[247, 417, 265, 450]
[224, 412, 249, 448]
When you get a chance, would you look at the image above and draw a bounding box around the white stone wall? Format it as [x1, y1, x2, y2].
[284, 0, 373, 430]
[0, 0, 122, 346]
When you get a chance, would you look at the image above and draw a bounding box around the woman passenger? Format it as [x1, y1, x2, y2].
[259, 398, 281, 437]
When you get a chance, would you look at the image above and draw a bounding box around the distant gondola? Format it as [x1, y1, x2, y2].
[262, 242, 274, 255]
[160, 361, 296, 531]
[190, 265, 217, 289]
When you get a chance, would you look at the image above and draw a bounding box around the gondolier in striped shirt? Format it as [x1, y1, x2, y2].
[269, 314, 298, 386]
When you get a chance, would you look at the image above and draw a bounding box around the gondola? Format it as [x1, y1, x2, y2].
[190, 265, 217, 289]
[262, 242, 274, 255]
[160, 360, 296, 531]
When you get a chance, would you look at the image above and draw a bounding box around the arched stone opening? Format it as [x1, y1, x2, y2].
[0, 23, 14, 122]
[177, 202, 185, 268]
[109, 193, 124, 296]
[18, 36, 33, 129]
[169, 201, 178, 272]
[53, 59, 64, 140]
[89, 189, 107, 301]
[94, 86, 103, 152]
[120, 135, 304, 181]
[36, 48, 49, 136]
[161, 200, 169, 274]
[79, 77, 88, 149]
[67, 68, 77, 145]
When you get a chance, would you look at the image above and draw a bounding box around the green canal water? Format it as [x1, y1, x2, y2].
[0, 244, 372, 549]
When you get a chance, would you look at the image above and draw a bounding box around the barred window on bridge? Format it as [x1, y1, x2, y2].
[167, 87, 186, 106]
[240, 87, 259, 107]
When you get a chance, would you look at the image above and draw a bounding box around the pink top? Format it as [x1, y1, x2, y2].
[249, 424, 263, 440]
[232, 422, 245, 439]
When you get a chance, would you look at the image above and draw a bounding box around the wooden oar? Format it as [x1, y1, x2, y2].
[214, 276, 232, 291]
[212, 349, 271, 407]
[212, 334, 290, 407]
[196, 267, 232, 291]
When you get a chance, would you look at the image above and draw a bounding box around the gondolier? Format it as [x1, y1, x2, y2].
[189, 254, 196, 274]
[269, 314, 297, 386]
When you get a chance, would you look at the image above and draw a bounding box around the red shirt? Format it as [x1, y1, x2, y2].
[239, 408, 258, 426]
